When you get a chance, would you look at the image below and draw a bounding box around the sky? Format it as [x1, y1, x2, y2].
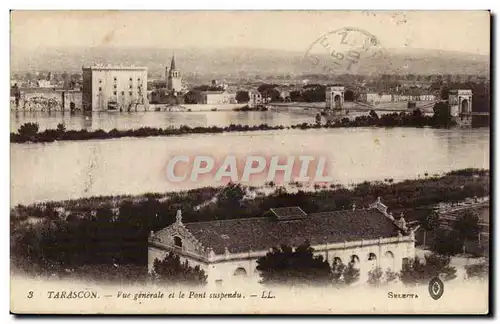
[11, 11, 490, 55]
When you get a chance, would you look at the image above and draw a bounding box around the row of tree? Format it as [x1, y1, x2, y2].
[420, 209, 487, 258]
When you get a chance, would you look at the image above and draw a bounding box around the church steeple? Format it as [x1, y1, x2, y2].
[170, 53, 176, 71]
[166, 53, 182, 93]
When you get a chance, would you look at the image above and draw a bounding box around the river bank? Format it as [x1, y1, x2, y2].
[11, 111, 481, 144]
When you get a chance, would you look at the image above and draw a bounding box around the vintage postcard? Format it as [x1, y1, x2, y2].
[10, 10, 490, 314]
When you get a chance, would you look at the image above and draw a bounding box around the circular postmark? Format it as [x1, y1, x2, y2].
[304, 27, 388, 77]
[428, 277, 444, 300]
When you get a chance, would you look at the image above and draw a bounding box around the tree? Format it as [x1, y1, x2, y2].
[217, 183, 245, 213]
[56, 123, 66, 133]
[315, 113, 322, 126]
[454, 210, 480, 242]
[256, 241, 332, 286]
[257, 84, 281, 103]
[465, 262, 488, 280]
[367, 267, 383, 287]
[152, 252, 207, 286]
[289, 90, 302, 102]
[432, 101, 454, 127]
[421, 211, 440, 231]
[433, 230, 462, 256]
[183, 91, 203, 104]
[331, 260, 346, 285]
[385, 268, 399, 284]
[440, 86, 450, 100]
[369, 109, 379, 120]
[235, 91, 250, 103]
[400, 253, 456, 286]
[342, 261, 360, 285]
[18, 122, 39, 139]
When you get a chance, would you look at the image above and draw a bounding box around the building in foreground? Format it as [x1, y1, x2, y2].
[148, 198, 416, 286]
[82, 65, 148, 111]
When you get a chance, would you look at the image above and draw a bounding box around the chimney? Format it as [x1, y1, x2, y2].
[176, 209, 182, 224]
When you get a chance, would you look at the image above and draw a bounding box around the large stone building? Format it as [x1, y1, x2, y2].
[166, 54, 182, 94]
[148, 198, 416, 287]
[82, 65, 148, 111]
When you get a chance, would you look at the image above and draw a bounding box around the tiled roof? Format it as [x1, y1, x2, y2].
[182, 208, 401, 255]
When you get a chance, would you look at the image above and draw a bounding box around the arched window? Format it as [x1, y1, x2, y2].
[350, 255, 360, 264]
[368, 252, 377, 261]
[234, 267, 247, 277]
[333, 257, 343, 266]
[384, 251, 395, 270]
[173, 236, 182, 248]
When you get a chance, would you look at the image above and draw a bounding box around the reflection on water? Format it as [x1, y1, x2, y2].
[11, 127, 489, 205]
[10, 111, 316, 132]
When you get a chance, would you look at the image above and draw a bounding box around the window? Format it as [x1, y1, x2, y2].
[113, 77, 117, 81]
[332, 257, 343, 267]
[368, 253, 377, 261]
[129, 77, 133, 81]
[137, 78, 141, 81]
[215, 280, 223, 286]
[173, 236, 182, 248]
[129, 91, 133, 96]
[121, 91, 125, 95]
[113, 91, 117, 95]
[402, 257, 410, 267]
[99, 80, 102, 84]
[129, 85, 132, 89]
[113, 84, 117, 89]
[98, 87, 102, 91]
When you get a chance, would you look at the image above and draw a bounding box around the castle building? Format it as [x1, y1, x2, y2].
[148, 198, 416, 287]
[82, 65, 148, 111]
[166, 54, 183, 94]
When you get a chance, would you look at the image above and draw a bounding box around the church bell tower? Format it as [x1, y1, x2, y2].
[166, 54, 182, 94]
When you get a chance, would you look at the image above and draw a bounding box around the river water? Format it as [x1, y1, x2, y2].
[9, 109, 415, 132]
[10, 110, 318, 131]
[11, 126, 489, 206]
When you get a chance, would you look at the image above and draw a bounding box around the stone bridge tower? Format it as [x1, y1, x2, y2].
[324, 86, 346, 123]
[448, 89, 473, 127]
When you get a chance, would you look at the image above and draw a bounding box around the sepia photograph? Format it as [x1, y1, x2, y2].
[9, 10, 491, 315]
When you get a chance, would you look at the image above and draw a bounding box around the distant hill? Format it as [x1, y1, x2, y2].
[10, 46, 490, 77]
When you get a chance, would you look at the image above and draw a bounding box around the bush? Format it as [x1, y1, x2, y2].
[152, 252, 207, 286]
[256, 241, 332, 286]
[465, 262, 488, 279]
[18, 122, 39, 138]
